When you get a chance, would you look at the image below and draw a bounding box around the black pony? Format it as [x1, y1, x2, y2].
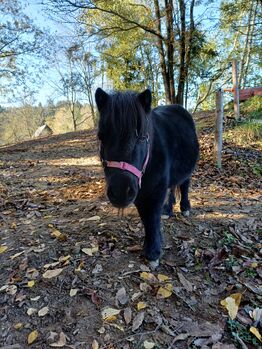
[95, 88, 199, 267]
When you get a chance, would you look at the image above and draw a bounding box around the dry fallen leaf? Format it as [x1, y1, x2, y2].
[124, 307, 132, 325]
[101, 307, 121, 321]
[250, 326, 261, 341]
[116, 287, 128, 305]
[87, 215, 101, 221]
[92, 264, 103, 274]
[51, 229, 62, 238]
[26, 268, 39, 279]
[14, 323, 23, 330]
[51, 230, 67, 242]
[0, 245, 8, 254]
[249, 307, 262, 323]
[140, 272, 157, 283]
[15, 292, 26, 302]
[172, 332, 190, 343]
[27, 280, 35, 288]
[132, 311, 145, 332]
[108, 323, 125, 331]
[82, 246, 99, 256]
[143, 340, 155, 349]
[220, 293, 242, 320]
[10, 251, 24, 260]
[97, 326, 105, 334]
[42, 268, 63, 279]
[157, 274, 170, 282]
[137, 302, 147, 310]
[27, 308, 37, 316]
[131, 291, 142, 302]
[38, 306, 49, 317]
[156, 284, 173, 299]
[58, 255, 71, 263]
[140, 282, 152, 292]
[50, 331, 67, 347]
[31, 296, 40, 301]
[0, 285, 8, 292]
[6, 285, 18, 295]
[28, 330, 38, 345]
[70, 288, 78, 297]
[92, 339, 99, 349]
[43, 261, 60, 269]
[177, 272, 193, 292]
[48, 331, 58, 341]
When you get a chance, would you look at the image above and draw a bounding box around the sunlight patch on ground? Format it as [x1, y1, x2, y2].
[38, 176, 73, 184]
[44, 156, 101, 167]
[195, 212, 247, 220]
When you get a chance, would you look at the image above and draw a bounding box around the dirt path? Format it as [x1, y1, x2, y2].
[0, 119, 261, 349]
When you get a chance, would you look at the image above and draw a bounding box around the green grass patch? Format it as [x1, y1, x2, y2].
[241, 96, 262, 120]
[218, 231, 236, 247]
[250, 162, 262, 177]
[227, 319, 260, 347]
[224, 96, 262, 146]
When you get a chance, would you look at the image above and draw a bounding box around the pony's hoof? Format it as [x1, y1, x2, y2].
[182, 210, 190, 217]
[148, 259, 159, 270]
[161, 214, 170, 220]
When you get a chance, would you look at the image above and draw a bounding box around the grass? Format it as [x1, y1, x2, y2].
[218, 231, 236, 248]
[224, 96, 262, 146]
[251, 162, 262, 177]
[227, 319, 260, 347]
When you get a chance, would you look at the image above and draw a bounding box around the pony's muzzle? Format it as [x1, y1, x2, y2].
[106, 174, 138, 208]
[107, 185, 136, 208]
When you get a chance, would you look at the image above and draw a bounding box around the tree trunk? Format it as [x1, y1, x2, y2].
[153, 0, 171, 104]
[70, 102, 77, 131]
[176, 0, 195, 106]
[243, 0, 259, 87]
[214, 89, 224, 169]
[176, 0, 186, 106]
[165, 0, 175, 104]
[239, 0, 254, 88]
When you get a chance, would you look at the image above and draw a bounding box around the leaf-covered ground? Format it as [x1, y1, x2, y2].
[0, 113, 261, 349]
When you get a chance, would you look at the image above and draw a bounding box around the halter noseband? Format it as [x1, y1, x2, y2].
[101, 134, 150, 188]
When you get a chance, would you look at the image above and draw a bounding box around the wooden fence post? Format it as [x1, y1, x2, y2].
[232, 59, 240, 120]
[214, 88, 223, 169]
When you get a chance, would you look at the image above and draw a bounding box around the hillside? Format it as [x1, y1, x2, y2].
[0, 104, 95, 147]
[0, 110, 261, 348]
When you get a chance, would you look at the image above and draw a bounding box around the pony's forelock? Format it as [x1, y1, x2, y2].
[103, 91, 148, 141]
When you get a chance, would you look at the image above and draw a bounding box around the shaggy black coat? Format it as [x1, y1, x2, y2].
[96, 88, 199, 262]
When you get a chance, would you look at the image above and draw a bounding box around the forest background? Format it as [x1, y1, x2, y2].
[0, 0, 261, 146]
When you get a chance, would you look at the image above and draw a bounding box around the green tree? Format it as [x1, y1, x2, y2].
[45, 0, 205, 106]
[0, 0, 46, 96]
[220, 0, 261, 88]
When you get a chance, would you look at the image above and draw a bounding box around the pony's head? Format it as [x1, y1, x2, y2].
[95, 88, 152, 208]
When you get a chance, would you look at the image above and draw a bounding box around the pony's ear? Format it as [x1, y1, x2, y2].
[138, 89, 152, 113]
[95, 88, 109, 111]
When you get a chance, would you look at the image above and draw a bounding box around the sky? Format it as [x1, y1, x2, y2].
[22, 0, 74, 105]
[1, 0, 221, 107]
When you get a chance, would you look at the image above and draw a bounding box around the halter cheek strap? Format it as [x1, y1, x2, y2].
[101, 136, 150, 188]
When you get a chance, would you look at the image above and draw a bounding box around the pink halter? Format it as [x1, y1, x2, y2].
[102, 135, 150, 187]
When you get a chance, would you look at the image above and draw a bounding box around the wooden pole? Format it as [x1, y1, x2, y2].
[232, 59, 240, 120]
[214, 88, 223, 169]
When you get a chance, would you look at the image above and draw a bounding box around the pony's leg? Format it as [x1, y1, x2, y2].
[162, 187, 176, 217]
[136, 189, 166, 267]
[180, 178, 191, 216]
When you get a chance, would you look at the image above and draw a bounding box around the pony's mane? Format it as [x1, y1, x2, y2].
[108, 91, 148, 140]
